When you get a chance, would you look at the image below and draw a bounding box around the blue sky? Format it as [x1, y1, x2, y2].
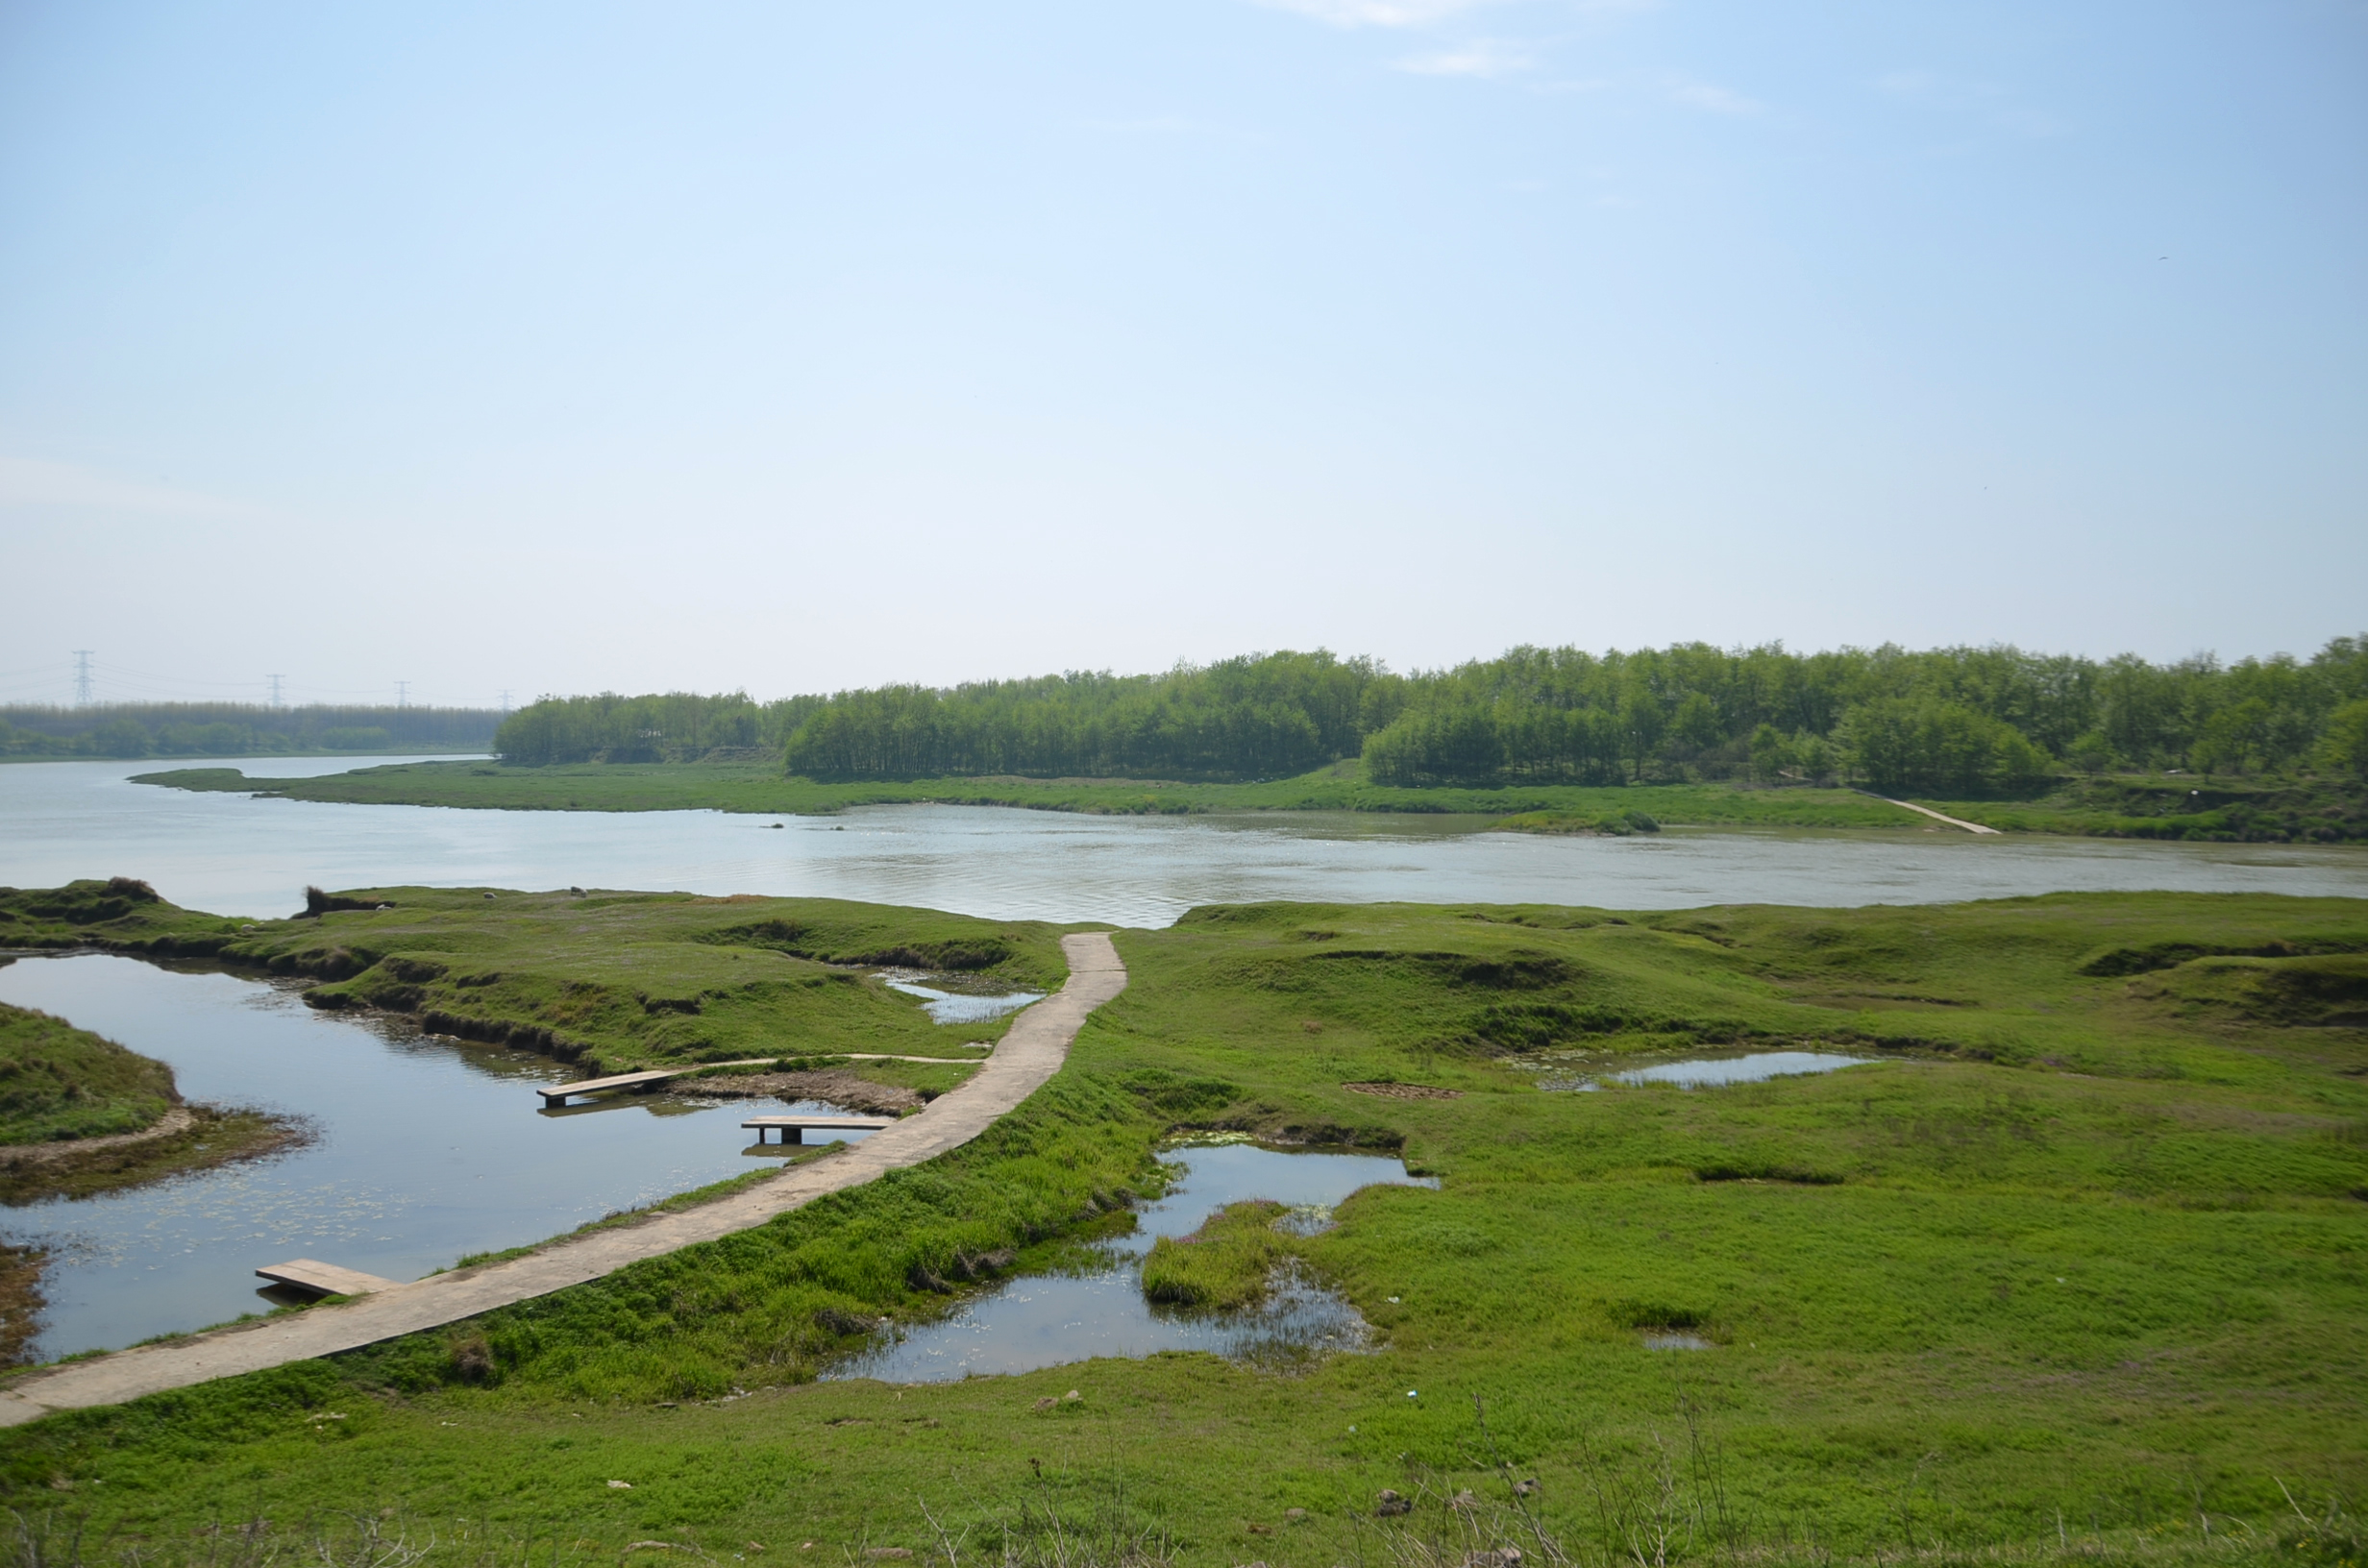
[1, 0, 2360, 707]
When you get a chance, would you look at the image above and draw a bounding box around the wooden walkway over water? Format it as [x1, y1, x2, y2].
[743, 1114, 898, 1144]
[255, 1260, 400, 1298]
[537, 1053, 992, 1107]
[538, 1068, 682, 1106]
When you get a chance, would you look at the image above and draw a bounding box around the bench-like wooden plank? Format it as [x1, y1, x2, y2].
[742, 1115, 898, 1144]
[256, 1259, 401, 1297]
[538, 1068, 682, 1105]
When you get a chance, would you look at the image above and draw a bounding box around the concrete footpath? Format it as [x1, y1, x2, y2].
[0, 932, 1128, 1428]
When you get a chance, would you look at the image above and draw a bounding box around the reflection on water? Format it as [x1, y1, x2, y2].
[879, 976, 1045, 1025]
[1612, 1051, 1873, 1089]
[1530, 1049, 1875, 1091]
[5, 759, 2364, 927]
[829, 1141, 1434, 1383]
[0, 953, 872, 1362]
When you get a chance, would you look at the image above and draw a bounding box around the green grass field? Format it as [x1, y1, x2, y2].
[0, 887, 2362, 1565]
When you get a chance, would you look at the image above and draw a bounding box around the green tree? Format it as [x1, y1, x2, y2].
[2317, 698, 2368, 783]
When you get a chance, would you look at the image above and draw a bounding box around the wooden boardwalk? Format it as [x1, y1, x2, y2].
[255, 1260, 400, 1298]
[538, 1054, 990, 1108]
[743, 1114, 897, 1143]
[0, 933, 1126, 1427]
[538, 1068, 682, 1106]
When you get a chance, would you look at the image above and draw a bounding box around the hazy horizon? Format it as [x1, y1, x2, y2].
[4, 1, 2361, 710]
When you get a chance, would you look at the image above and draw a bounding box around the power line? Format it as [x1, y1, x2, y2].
[394, 680, 408, 708]
[71, 651, 93, 706]
[267, 674, 284, 707]
[499, 689, 512, 714]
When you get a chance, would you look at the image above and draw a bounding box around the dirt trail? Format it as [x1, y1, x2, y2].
[0, 933, 1126, 1428]
[0, 1108, 193, 1168]
[1870, 795, 2002, 835]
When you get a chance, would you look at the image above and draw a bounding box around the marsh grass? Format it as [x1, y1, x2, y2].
[0, 893, 2362, 1560]
[1138, 1202, 1294, 1310]
[0, 1006, 176, 1147]
[132, 765, 1916, 832]
[0, 883, 1073, 1080]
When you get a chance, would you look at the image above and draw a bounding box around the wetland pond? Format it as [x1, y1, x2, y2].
[0, 952, 889, 1364]
[828, 1141, 1435, 1382]
[1527, 1049, 1879, 1091]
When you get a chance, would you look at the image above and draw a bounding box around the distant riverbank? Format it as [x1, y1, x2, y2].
[136, 756, 2368, 844]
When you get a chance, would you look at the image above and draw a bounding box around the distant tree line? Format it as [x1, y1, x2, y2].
[780, 653, 1390, 782]
[491, 692, 825, 766]
[493, 637, 2368, 796]
[1357, 640, 2368, 794]
[0, 703, 502, 760]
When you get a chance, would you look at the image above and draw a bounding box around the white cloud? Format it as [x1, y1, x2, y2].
[1395, 38, 1535, 77]
[0, 455, 254, 518]
[1665, 75, 1759, 115]
[1254, 0, 1496, 29]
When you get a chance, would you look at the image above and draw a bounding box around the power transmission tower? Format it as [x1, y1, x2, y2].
[71, 650, 93, 706]
[499, 689, 512, 714]
[267, 674, 284, 707]
[394, 680, 409, 708]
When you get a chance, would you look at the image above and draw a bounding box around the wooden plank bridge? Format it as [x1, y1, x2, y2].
[743, 1115, 898, 1144]
[537, 1068, 683, 1106]
[537, 1053, 990, 1109]
[255, 1259, 401, 1298]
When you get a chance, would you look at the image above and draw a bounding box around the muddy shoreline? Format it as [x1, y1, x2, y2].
[0, 1104, 309, 1208]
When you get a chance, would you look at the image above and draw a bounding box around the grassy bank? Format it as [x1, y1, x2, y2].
[0, 888, 2362, 1562]
[1929, 774, 2368, 844]
[133, 758, 2368, 844]
[136, 759, 1928, 828]
[0, 880, 1071, 1080]
[0, 1003, 175, 1146]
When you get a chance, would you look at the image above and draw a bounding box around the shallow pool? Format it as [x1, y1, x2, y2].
[1610, 1051, 1874, 1089]
[827, 1141, 1434, 1382]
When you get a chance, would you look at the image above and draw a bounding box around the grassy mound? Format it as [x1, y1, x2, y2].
[1141, 1199, 1294, 1309]
[0, 1002, 175, 1145]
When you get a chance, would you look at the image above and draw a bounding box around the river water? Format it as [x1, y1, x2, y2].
[6, 757, 2364, 927]
[0, 755, 2361, 1363]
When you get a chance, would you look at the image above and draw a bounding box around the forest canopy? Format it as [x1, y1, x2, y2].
[490, 691, 823, 766]
[0, 703, 499, 760]
[492, 638, 2368, 796]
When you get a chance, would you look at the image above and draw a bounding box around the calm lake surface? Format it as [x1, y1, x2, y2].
[5, 757, 2364, 926]
[0, 952, 870, 1363]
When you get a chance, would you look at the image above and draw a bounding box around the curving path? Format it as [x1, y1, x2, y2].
[0, 933, 1127, 1428]
[1868, 794, 2002, 835]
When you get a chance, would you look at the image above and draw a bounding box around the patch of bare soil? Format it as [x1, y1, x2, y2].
[1341, 1081, 1463, 1101]
[0, 1243, 43, 1366]
[686, 1069, 924, 1115]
